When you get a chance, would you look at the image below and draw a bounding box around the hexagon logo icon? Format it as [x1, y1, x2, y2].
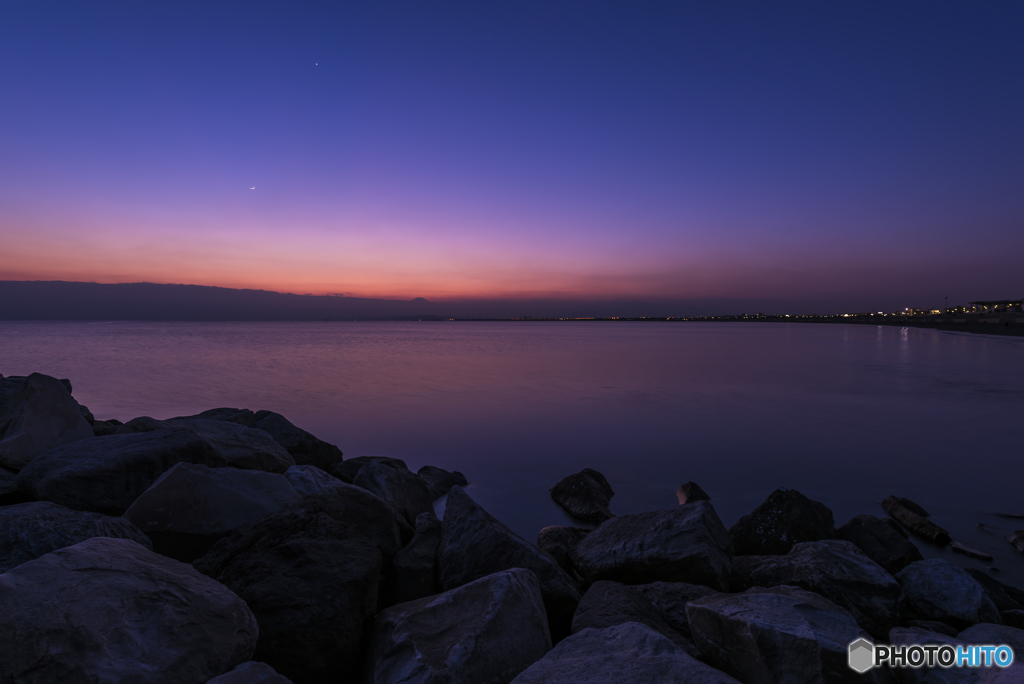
[848, 638, 874, 673]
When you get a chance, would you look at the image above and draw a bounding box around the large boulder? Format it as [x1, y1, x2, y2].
[393, 512, 443, 603]
[677, 481, 711, 505]
[124, 463, 301, 561]
[354, 461, 436, 526]
[167, 418, 295, 473]
[882, 496, 951, 546]
[571, 580, 696, 655]
[439, 486, 581, 641]
[838, 514, 923, 575]
[550, 468, 615, 524]
[16, 428, 226, 515]
[418, 464, 468, 499]
[895, 559, 1001, 629]
[630, 581, 718, 642]
[0, 373, 93, 472]
[332, 456, 408, 484]
[730, 540, 901, 639]
[887, 627, 979, 684]
[284, 464, 350, 497]
[0, 500, 151, 573]
[572, 500, 733, 591]
[958, 623, 1024, 657]
[366, 568, 551, 684]
[510, 622, 742, 684]
[249, 410, 344, 473]
[206, 661, 294, 684]
[193, 500, 383, 684]
[729, 488, 837, 556]
[0, 465, 29, 505]
[966, 569, 1024, 613]
[687, 585, 890, 684]
[0, 537, 257, 684]
[537, 525, 589, 580]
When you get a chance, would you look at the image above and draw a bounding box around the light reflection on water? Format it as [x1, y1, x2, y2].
[2, 321, 1023, 583]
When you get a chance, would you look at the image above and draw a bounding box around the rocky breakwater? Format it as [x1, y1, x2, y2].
[4, 372, 1024, 683]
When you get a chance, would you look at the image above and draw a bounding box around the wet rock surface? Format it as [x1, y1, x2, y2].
[882, 496, 951, 546]
[511, 622, 742, 684]
[896, 559, 1001, 629]
[729, 488, 837, 556]
[0, 500, 152, 573]
[366, 568, 551, 684]
[0, 537, 258, 684]
[550, 468, 615, 524]
[837, 513, 923, 575]
[572, 500, 733, 590]
[0, 373, 93, 472]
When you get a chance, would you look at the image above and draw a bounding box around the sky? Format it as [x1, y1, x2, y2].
[1, 1, 1022, 312]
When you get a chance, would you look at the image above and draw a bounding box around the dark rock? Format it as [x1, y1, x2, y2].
[332, 455, 408, 484]
[966, 569, 1024, 613]
[16, 428, 226, 515]
[510, 622, 741, 684]
[1007, 530, 1024, 553]
[687, 585, 889, 684]
[124, 463, 301, 562]
[677, 481, 711, 505]
[0, 537, 257, 684]
[366, 568, 551, 684]
[882, 496, 951, 546]
[887, 627, 978, 684]
[0, 500, 151, 573]
[417, 464, 468, 499]
[838, 513, 923, 575]
[1002, 610, 1024, 629]
[207, 661, 294, 684]
[730, 539, 900, 638]
[177, 407, 258, 425]
[194, 500, 383, 684]
[438, 486, 581, 642]
[284, 464, 350, 497]
[571, 580, 697, 656]
[572, 500, 733, 591]
[958, 623, 1024, 654]
[249, 410, 343, 473]
[0, 373, 93, 471]
[951, 541, 993, 560]
[883, 516, 910, 538]
[631, 581, 718, 642]
[78, 404, 95, 425]
[895, 559, 1000, 628]
[0, 465, 31, 505]
[354, 461, 435, 526]
[537, 525, 589, 579]
[307, 486, 405, 563]
[393, 512, 443, 603]
[550, 468, 615, 524]
[90, 419, 122, 437]
[114, 415, 167, 433]
[888, 496, 930, 518]
[729, 488, 837, 556]
[167, 418, 295, 473]
[905, 620, 959, 637]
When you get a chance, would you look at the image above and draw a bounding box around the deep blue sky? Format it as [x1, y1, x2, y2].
[2, 1, 1022, 311]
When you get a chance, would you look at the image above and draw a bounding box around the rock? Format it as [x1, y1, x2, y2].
[966, 569, 1024, 613]
[249, 410, 344, 473]
[887, 627, 979, 684]
[729, 488, 837, 556]
[78, 404, 95, 425]
[177, 407, 258, 425]
[16, 427, 226, 515]
[888, 496, 930, 517]
[332, 455, 408, 483]
[729, 540, 900, 638]
[838, 513, 923, 575]
[537, 525, 589, 579]
[284, 464, 350, 497]
[0, 500, 152, 573]
[677, 481, 711, 505]
[884, 516, 910, 538]
[167, 418, 295, 473]
[0, 537, 257, 684]
[1002, 610, 1024, 629]
[417, 464, 468, 499]
[686, 585, 888, 684]
[511, 622, 742, 684]
[882, 496, 951, 546]
[958, 623, 1024, 656]
[393, 512, 443, 603]
[124, 463, 301, 561]
[571, 580, 697, 655]
[206, 661, 294, 684]
[1007, 531, 1024, 553]
[952, 541, 993, 560]
[194, 499, 383, 684]
[630, 581, 718, 642]
[550, 468, 615, 524]
[308, 486, 406, 563]
[572, 500, 733, 591]
[91, 418, 122, 436]
[354, 461, 436, 526]
[366, 568, 552, 684]
[896, 559, 1001, 628]
[114, 415, 167, 433]
[0, 373, 93, 471]
[439, 486, 581, 641]
[0, 465, 30, 505]
[905, 620, 959, 637]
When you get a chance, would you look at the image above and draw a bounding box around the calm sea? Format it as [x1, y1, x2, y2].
[3, 321, 1023, 583]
